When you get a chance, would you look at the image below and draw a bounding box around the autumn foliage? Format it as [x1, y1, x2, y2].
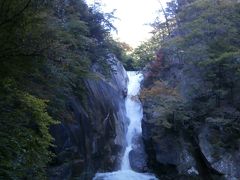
[141, 80, 178, 100]
[144, 50, 164, 83]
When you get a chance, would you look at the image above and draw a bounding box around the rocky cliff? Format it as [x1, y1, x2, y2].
[141, 54, 240, 180]
[48, 56, 129, 179]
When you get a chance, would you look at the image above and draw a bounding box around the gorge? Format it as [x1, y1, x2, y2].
[94, 71, 157, 180]
[0, 0, 240, 180]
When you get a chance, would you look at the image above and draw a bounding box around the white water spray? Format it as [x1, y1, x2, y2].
[121, 71, 144, 170]
[93, 71, 157, 180]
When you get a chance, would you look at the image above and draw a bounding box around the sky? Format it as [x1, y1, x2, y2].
[86, 0, 169, 48]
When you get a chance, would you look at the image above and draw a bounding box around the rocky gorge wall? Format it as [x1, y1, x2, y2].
[141, 57, 240, 180]
[48, 56, 129, 180]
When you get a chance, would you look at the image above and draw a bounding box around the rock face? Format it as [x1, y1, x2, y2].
[141, 102, 199, 179]
[199, 124, 240, 179]
[49, 56, 129, 180]
[129, 134, 148, 172]
[141, 59, 240, 179]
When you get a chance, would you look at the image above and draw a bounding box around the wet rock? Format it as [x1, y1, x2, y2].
[129, 135, 148, 172]
[122, 87, 128, 98]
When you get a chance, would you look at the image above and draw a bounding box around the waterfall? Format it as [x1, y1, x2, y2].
[93, 71, 158, 180]
[121, 71, 144, 170]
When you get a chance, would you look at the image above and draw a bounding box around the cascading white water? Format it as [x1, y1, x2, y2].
[93, 71, 157, 180]
[121, 71, 144, 170]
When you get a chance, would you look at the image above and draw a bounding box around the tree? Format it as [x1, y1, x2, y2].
[0, 0, 126, 178]
[141, 0, 240, 156]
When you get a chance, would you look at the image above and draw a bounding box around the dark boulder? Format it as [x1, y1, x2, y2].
[129, 134, 148, 172]
[198, 124, 240, 179]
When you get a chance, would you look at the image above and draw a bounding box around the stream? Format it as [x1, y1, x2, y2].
[93, 71, 157, 180]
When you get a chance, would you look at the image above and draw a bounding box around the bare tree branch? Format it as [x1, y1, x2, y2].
[157, 0, 171, 36]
